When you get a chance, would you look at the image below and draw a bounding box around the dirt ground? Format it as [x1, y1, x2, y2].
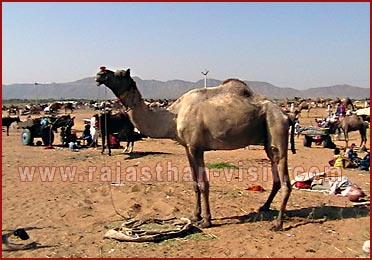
[2, 107, 370, 258]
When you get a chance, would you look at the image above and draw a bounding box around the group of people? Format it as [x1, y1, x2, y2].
[330, 143, 370, 171]
[326, 103, 349, 121]
[61, 116, 99, 149]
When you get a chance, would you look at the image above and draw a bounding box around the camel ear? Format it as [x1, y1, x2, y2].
[125, 69, 131, 77]
[114, 70, 126, 77]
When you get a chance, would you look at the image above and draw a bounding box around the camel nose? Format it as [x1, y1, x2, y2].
[95, 76, 103, 86]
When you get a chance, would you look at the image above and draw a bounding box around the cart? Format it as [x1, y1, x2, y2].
[18, 115, 74, 146]
[299, 126, 335, 148]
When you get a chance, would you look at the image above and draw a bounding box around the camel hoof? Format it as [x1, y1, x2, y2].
[197, 219, 212, 228]
[190, 214, 202, 222]
[258, 205, 271, 212]
[270, 224, 283, 232]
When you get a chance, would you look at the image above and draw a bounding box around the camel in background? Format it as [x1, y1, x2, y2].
[96, 67, 295, 230]
[96, 111, 143, 156]
[2, 116, 21, 136]
[331, 97, 355, 111]
[329, 115, 369, 148]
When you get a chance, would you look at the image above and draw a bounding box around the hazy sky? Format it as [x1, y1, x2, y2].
[2, 2, 370, 89]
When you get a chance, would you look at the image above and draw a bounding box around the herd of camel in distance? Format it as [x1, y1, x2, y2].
[2, 66, 370, 230]
[2, 95, 368, 118]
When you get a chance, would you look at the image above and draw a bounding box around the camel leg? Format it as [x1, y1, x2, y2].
[122, 142, 129, 153]
[107, 134, 111, 156]
[102, 132, 111, 156]
[360, 129, 367, 147]
[101, 131, 105, 154]
[128, 141, 134, 153]
[6, 126, 9, 136]
[185, 148, 202, 222]
[185, 147, 211, 228]
[274, 158, 291, 231]
[260, 147, 291, 231]
[344, 129, 349, 148]
[259, 158, 280, 212]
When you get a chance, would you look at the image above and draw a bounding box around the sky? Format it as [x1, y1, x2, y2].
[2, 2, 370, 90]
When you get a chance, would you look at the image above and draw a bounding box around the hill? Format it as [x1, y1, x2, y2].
[2, 77, 370, 100]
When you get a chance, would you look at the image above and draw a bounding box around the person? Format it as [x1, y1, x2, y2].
[340, 104, 346, 117]
[326, 104, 332, 118]
[359, 153, 370, 171]
[40, 117, 49, 127]
[329, 148, 344, 168]
[81, 124, 93, 146]
[90, 115, 99, 147]
[344, 143, 361, 168]
[335, 103, 341, 116]
[365, 98, 370, 108]
[345, 143, 358, 160]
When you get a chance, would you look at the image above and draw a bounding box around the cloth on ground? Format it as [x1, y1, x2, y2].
[291, 171, 362, 196]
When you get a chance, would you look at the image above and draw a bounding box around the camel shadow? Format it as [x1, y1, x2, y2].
[211, 205, 370, 230]
[124, 151, 172, 160]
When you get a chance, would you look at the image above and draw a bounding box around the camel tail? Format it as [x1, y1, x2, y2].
[289, 117, 296, 154]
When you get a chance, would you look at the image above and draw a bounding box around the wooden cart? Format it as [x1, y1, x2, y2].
[18, 115, 74, 146]
[299, 127, 335, 148]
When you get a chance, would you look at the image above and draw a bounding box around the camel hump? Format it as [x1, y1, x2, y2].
[222, 78, 246, 85]
[221, 78, 256, 98]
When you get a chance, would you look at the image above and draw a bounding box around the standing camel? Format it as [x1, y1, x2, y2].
[96, 67, 296, 230]
[295, 100, 314, 118]
[96, 111, 142, 155]
[329, 115, 368, 148]
[332, 97, 355, 111]
[2, 116, 21, 136]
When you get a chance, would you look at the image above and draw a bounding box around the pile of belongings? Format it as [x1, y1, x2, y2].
[291, 171, 366, 202]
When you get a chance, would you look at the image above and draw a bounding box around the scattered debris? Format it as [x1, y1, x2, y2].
[245, 185, 265, 192]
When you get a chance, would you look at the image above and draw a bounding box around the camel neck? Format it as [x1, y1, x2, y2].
[114, 85, 177, 139]
[127, 102, 177, 139]
[117, 86, 143, 110]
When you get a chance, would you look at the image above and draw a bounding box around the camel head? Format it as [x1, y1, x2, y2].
[95, 66, 136, 97]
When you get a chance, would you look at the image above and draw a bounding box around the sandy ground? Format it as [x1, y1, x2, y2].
[2, 107, 370, 258]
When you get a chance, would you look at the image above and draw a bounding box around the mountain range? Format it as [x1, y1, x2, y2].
[2, 77, 370, 100]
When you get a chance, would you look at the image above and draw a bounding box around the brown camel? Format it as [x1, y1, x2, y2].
[329, 115, 369, 148]
[332, 97, 355, 111]
[294, 100, 315, 118]
[96, 67, 296, 230]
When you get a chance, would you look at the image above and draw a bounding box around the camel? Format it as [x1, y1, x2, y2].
[294, 100, 315, 118]
[2, 116, 21, 136]
[45, 102, 63, 114]
[96, 111, 142, 155]
[329, 115, 369, 148]
[95, 67, 296, 230]
[332, 97, 355, 111]
[63, 102, 75, 114]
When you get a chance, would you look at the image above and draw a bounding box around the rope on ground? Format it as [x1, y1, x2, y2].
[100, 85, 129, 220]
[104, 217, 200, 242]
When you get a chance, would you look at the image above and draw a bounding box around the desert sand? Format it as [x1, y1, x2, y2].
[2, 107, 370, 258]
